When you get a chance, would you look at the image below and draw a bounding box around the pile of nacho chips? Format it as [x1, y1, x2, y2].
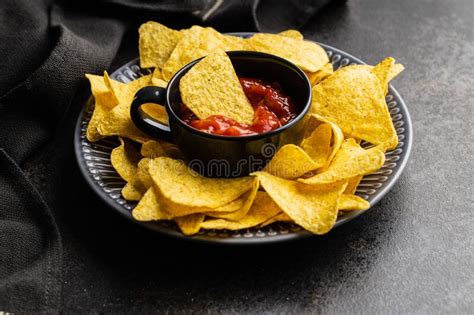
[85, 21, 404, 236]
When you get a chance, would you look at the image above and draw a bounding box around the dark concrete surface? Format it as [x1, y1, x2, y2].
[26, 0, 473, 313]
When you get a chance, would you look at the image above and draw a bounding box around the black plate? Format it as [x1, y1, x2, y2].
[74, 34, 413, 244]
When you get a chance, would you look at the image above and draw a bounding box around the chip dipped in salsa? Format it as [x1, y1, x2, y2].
[179, 77, 297, 136]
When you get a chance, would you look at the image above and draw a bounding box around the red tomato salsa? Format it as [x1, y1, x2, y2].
[179, 77, 297, 136]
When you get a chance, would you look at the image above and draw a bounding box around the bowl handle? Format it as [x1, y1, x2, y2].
[130, 86, 174, 143]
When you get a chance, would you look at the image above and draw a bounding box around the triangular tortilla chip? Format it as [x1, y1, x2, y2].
[247, 33, 329, 72]
[179, 49, 254, 124]
[264, 144, 320, 179]
[253, 171, 346, 234]
[311, 65, 398, 150]
[201, 192, 281, 230]
[300, 139, 385, 185]
[139, 21, 183, 69]
[149, 157, 256, 208]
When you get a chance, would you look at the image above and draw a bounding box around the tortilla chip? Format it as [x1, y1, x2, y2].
[371, 57, 396, 95]
[253, 171, 346, 234]
[386, 63, 404, 82]
[305, 114, 344, 170]
[162, 26, 246, 81]
[175, 214, 205, 235]
[179, 49, 254, 124]
[102, 71, 122, 104]
[259, 212, 292, 227]
[311, 65, 398, 150]
[110, 138, 150, 200]
[151, 67, 164, 82]
[247, 33, 329, 72]
[358, 62, 404, 89]
[85, 74, 119, 142]
[300, 139, 385, 185]
[149, 157, 256, 208]
[155, 189, 240, 217]
[306, 63, 333, 86]
[201, 192, 281, 230]
[141, 140, 167, 158]
[139, 21, 183, 69]
[136, 158, 154, 189]
[278, 29, 304, 40]
[132, 187, 172, 221]
[260, 194, 370, 226]
[97, 75, 153, 143]
[338, 194, 370, 211]
[111, 138, 141, 182]
[344, 175, 363, 194]
[264, 144, 319, 179]
[137, 178, 254, 218]
[300, 123, 332, 167]
[205, 179, 259, 220]
[121, 182, 143, 201]
[120, 157, 153, 201]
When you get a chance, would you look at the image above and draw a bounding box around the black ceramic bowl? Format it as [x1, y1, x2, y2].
[130, 51, 312, 177]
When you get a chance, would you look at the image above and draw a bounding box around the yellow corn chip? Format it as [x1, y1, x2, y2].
[110, 138, 150, 201]
[151, 67, 164, 82]
[306, 114, 344, 170]
[97, 75, 154, 143]
[139, 21, 183, 69]
[141, 140, 167, 158]
[139, 180, 254, 218]
[371, 57, 396, 95]
[386, 63, 404, 82]
[179, 49, 254, 124]
[156, 190, 241, 217]
[338, 194, 370, 211]
[120, 157, 153, 201]
[201, 192, 281, 230]
[175, 214, 205, 235]
[247, 33, 329, 72]
[103, 71, 123, 104]
[122, 182, 143, 201]
[264, 144, 319, 179]
[103, 71, 167, 140]
[205, 179, 259, 221]
[358, 62, 404, 88]
[260, 194, 369, 226]
[162, 26, 246, 81]
[85, 74, 118, 142]
[301, 123, 332, 167]
[149, 157, 256, 208]
[253, 171, 346, 234]
[344, 175, 363, 194]
[136, 158, 154, 189]
[278, 29, 304, 40]
[132, 187, 172, 221]
[111, 138, 141, 182]
[259, 212, 292, 227]
[306, 63, 333, 86]
[300, 139, 385, 185]
[311, 65, 398, 150]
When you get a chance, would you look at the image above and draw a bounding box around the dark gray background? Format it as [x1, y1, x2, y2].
[25, 0, 473, 313]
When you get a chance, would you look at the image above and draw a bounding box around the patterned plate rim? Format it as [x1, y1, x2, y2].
[74, 34, 413, 244]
